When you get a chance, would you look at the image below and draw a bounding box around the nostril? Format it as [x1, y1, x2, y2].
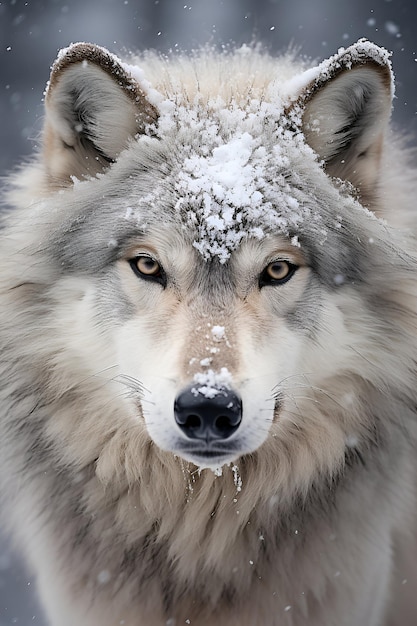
[174, 386, 242, 442]
[215, 414, 236, 434]
[180, 413, 203, 431]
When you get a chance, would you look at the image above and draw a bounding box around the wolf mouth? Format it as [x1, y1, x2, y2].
[173, 442, 242, 466]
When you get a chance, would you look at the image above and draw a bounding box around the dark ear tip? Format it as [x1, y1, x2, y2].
[52, 42, 120, 71]
[48, 43, 133, 96]
[49, 43, 110, 89]
[300, 40, 393, 109]
[47, 42, 158, 123]
[298, 41, 393, 200]
[43, 42, 159, 183]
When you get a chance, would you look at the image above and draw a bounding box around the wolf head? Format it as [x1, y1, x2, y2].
[5, 40, 415, 488]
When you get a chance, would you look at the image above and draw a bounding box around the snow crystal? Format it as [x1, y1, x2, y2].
[191, 368, 233, 397]
[231, 464, 243, 492]
[211, 325, 225, 341]
[121, 60, 166, 109]
[279, 66, 322, 103]
[97, 570, 111, 584]
[192, 386, 218, 399]
[345, 434, 359, 448]
[333, 274, 345, 285]
[385, 21, 400, 36]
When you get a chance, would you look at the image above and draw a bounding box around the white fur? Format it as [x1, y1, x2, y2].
[1, 40, 416, 626]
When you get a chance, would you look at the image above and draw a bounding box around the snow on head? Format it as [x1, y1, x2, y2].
[281, 38, 393, 104]
[125, 39, 391, 263]
[171, 98, 313, 263]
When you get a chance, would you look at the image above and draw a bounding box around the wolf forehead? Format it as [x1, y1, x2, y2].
[121, 119, 313, 254]
[55, 100, 327, 255]
[50, 137, 373, 292]
[41, 39, 394, 281]
[152, 100, 321, 264]
[50, 115, 368, 283]
[57, 98, 321, 251]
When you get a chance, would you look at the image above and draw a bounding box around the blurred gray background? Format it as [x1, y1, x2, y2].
[1, 0, 417, 624]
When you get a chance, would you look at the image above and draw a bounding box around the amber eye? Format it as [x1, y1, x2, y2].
[136, 256, 161, 276]
[129, 255, 166, 286]
[259, 260, 297, 287]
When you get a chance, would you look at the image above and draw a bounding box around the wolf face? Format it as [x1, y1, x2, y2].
[11, 39, 403, 477]
[114, 232, 310, 469]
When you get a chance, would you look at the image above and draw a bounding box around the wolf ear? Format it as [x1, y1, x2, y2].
[43, 43, 158, 184]
[301, 42, 393, 201]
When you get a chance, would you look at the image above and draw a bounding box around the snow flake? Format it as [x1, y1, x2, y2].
[231, 464, 243, 492]
[385, 21, 400, 36]
[333, 274, 345, 285]
[97, 570, 111, 584]
[211, 325, 225, 341]
[345, 434, 359, 448]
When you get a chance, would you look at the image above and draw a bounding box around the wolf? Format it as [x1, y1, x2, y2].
[0, 38, 417, 626]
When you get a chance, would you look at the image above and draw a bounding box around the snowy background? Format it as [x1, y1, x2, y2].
[1, 0, 417, 624]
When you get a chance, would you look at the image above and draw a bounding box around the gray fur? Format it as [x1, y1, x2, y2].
[0, 40, 417, 626]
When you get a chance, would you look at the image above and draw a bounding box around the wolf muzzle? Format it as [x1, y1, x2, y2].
[174, 386, 242, 443]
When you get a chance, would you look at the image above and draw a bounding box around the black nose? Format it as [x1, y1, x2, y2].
[174, 386, 242, 441]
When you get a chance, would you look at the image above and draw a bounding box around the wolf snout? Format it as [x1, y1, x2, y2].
[174, 386, 242, 442]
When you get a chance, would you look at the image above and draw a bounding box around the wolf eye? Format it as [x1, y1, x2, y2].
[129, 255, 166, 286]
[259, 260, 297, 287]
